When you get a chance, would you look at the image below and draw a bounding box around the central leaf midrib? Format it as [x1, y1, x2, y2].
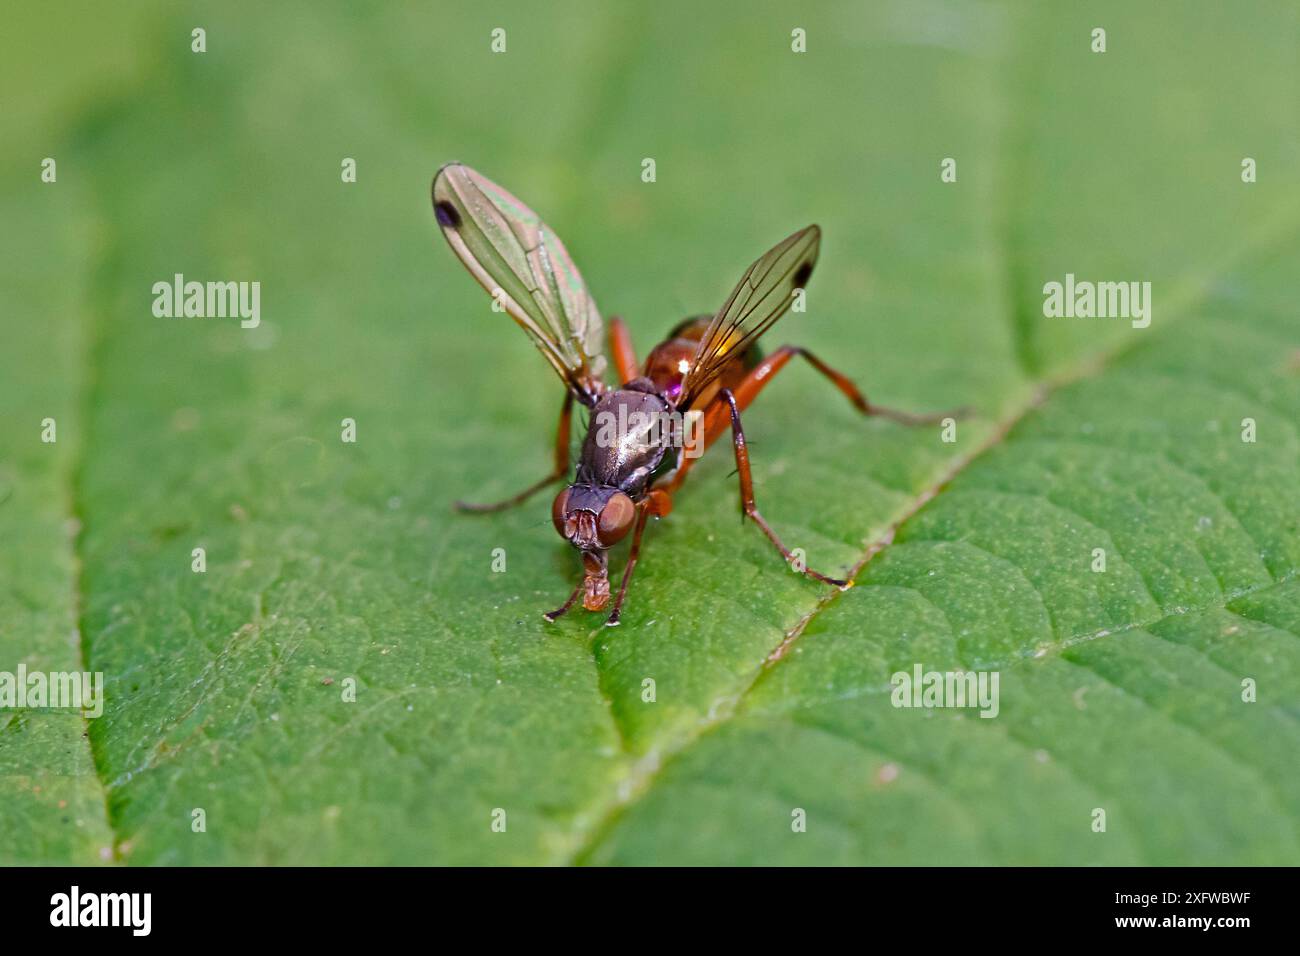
[69, 184, 126, 864]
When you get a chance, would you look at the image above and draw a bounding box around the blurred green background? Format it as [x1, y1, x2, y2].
[2, 1, 1298, 864]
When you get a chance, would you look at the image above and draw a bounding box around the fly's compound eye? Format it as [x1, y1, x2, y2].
[597, 492, 636, 547]
[551, 488, 572, 537]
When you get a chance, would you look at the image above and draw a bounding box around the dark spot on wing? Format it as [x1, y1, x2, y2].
[434, 200, 461, 229]
[794, 261, 814, 287]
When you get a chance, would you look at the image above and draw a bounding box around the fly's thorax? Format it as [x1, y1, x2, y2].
[579, 388, 672, 492]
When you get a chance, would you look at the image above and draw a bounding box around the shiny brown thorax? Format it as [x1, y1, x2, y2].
[573, 315, 761, 504]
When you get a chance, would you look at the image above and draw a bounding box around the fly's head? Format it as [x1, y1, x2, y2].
[551, 484, 637, 610]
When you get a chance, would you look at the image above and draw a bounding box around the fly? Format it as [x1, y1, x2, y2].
[431, 162, 960, 625]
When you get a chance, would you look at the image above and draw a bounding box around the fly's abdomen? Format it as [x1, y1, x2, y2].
[644, 314, 760, 404]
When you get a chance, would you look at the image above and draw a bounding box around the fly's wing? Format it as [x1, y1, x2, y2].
[675, 225, 820, 411]
[432, 163, 606, 403]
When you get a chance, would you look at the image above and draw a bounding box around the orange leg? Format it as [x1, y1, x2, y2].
[738, 346, 967, 425]
[654, 400, 732, 494]
[605, 489, 672, 627]
[543, 584, 583, 622]
[719, 389, 848, 588]
[656, 344, 966, 495]
[454, 390, 573, 512]
[608, 316, 640, 386]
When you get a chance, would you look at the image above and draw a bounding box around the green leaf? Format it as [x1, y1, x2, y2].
[3, 0, 1297, 864]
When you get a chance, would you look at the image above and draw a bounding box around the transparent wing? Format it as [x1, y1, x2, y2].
[675, 225, 820, 411]
[432, 163, 606, 402]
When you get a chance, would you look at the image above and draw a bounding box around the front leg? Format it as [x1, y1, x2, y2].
[454, 390, 573, 512]
[720, 389, 848, 589]
[542, 584, 583, 622]
[604, 489, 672, 627]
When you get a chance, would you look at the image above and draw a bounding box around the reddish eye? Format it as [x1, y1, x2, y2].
[597, 493, 636, 546]
[551, 488, 571, 536]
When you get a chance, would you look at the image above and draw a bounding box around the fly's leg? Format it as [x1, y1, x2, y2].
[605, 490, 672, 627]
[654, 342, 964, 497]
[653, 400, 733, 495]
[608, 316, 640, 386]
[543, 584, 583, 622]
[720, 389, 848, 589]
[603, 507, 650, 628]
[654, 348, 957, 584]
[746, 346, 969, 425]
[454, 391, 574, 512]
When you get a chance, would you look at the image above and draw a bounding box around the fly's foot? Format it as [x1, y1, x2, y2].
[543, 585, 582, 622]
